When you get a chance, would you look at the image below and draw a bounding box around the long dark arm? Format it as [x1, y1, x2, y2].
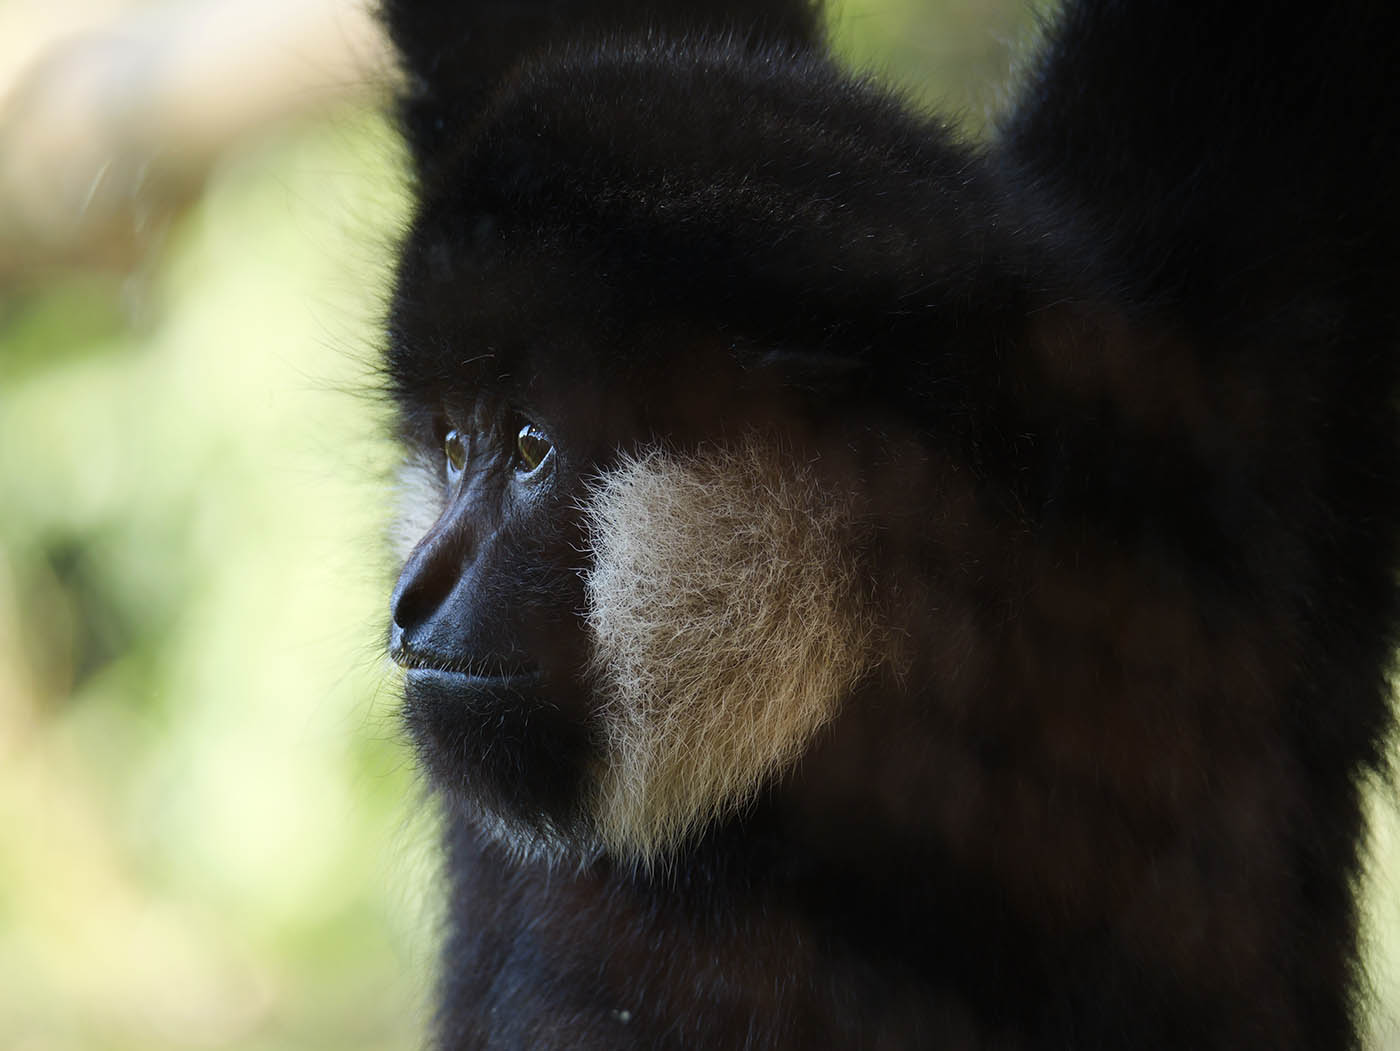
[1000, 1, 1400, 322]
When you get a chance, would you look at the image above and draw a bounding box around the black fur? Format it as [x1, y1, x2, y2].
[380, 0, 1400, 1047]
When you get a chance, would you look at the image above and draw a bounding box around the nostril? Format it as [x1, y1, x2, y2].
[389, 569, 452, 668]
[392, 571, 442, 634]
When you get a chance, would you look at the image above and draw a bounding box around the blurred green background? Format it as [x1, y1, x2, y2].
[1, 1, 1398, 1048]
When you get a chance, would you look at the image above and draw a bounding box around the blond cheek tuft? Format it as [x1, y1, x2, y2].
[582, 439, 880, 861]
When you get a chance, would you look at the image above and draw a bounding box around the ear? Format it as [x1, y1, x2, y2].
[380, 0, 825, 180]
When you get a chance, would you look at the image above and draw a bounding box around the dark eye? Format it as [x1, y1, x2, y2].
[515, 422, 554, 473]
[444, 429, 468, 473]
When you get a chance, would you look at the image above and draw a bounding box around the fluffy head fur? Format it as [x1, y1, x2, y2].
[582, 438, 879, 859]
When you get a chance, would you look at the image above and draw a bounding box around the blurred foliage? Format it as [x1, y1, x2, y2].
[832, 0, 1044, 130]
[0, 111, 431, 1049]
[0, 1, 1398, 1050]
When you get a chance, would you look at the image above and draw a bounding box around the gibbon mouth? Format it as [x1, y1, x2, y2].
[392, 649, 542, 685]
[404, 666, 545, 689]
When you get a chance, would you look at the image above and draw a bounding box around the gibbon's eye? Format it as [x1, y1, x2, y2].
[515, 422, 554, 473]
[444, 429, 468, 473]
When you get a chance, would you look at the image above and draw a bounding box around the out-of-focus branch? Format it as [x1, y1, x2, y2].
[0, 0, 393, 286]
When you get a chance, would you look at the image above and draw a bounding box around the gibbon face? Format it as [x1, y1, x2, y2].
[387, 288, 889, 861]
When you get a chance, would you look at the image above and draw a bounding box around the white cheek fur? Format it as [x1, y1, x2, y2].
[392, 450, 447, 564]
[582, 438, 880, 861]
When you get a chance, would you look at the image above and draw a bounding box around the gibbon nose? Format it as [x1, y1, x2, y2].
[388, 511, 472, 663]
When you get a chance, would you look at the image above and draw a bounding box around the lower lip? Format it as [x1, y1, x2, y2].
[403, 667, 544, 689]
